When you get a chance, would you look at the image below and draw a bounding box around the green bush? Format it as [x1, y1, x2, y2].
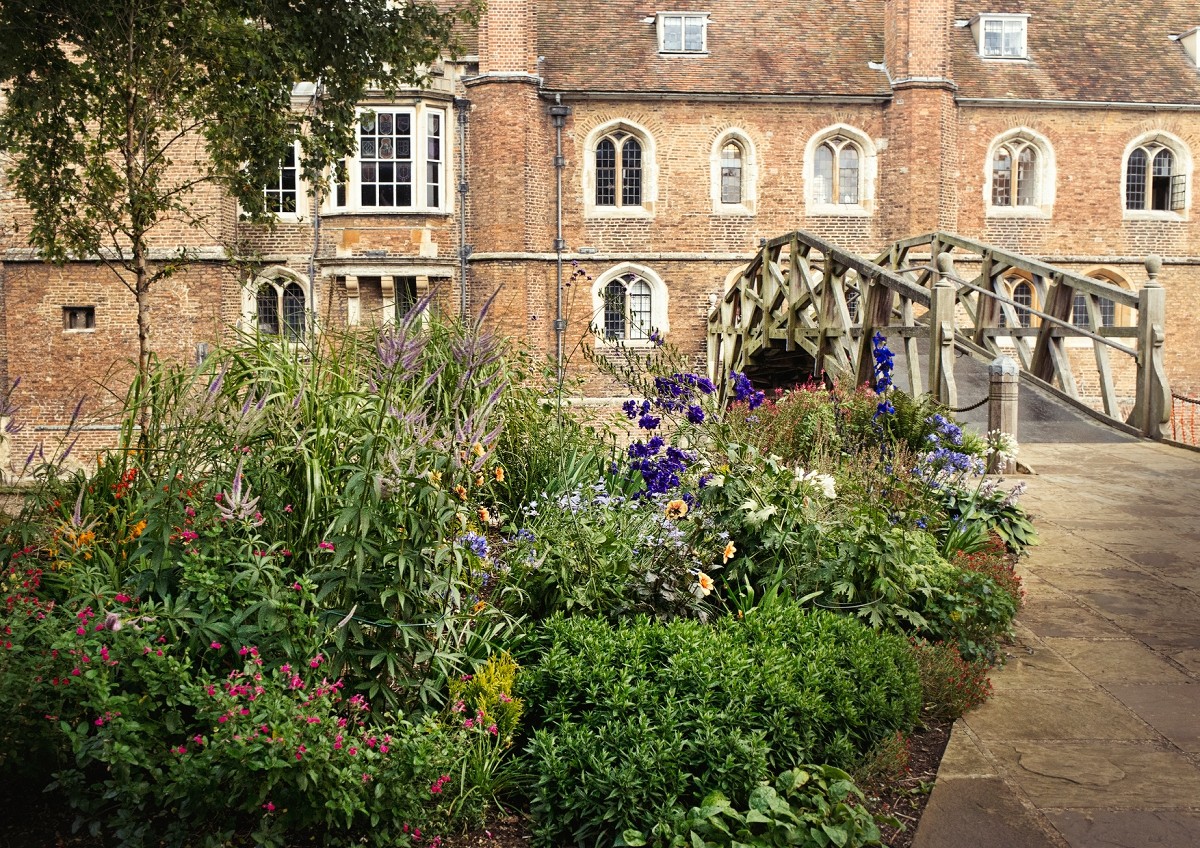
[623, 767, 885, 848]
[517, 606, 920, 847]
[910, 639, 994, 721]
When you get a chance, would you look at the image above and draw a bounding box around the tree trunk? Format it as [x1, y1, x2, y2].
[133, 237, 151, 437]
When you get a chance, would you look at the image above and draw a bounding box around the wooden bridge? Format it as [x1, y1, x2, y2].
[706, 230, 1171, 440]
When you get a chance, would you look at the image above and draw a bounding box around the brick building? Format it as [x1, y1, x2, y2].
[2, 0, 1199, 465]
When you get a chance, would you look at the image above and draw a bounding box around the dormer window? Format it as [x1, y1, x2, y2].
[972, 14, 1029, 59]
[657, 13, 708, 53]
[1177, 27, 1199, 67]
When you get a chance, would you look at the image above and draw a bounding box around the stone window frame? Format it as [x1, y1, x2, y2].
[590, 263, 669, 347]
[983, 128, 1055, 219]
[656, 12, 709, 55]
[325, 102, 450, 216]
[1122, 131, 1190, 221]
[583, 120, 658, 219]
[803, 124, 877, 218]
[710, 129, 757, 215]
[242, 266, 312, 343]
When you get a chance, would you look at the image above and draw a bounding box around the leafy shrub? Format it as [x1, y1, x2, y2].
[919, 561, 1019, 663]
[910, 639, 994, 721]
[517, 606, 920, 847]
[622, 767, 885, 848]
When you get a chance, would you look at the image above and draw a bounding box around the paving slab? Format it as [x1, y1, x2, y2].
[963, 688, 1156, 742]
[989, 741, 1200, 809]
[1047, 810, 1200, 848]
[1103, 684, 1200, 753]
[1042, 638, 1191, 685]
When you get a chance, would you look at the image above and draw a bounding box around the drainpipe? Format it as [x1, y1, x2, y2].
[307, 78, 324, 338]
[455, 97, 471, 320]
[549, 95, 571, 399]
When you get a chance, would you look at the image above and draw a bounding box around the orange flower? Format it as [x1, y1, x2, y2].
[454, 485, 468, 501]
[478, 507, 491, 525]
[696, 572, 714, 596]
[494, 465, 505, 483]
[475, 474, 485, 487]
[664, 499, 688, 520]
[722, 540, 737, 564]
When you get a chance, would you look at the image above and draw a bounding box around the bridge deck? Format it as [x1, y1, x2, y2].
[914, 441, 1200, 848]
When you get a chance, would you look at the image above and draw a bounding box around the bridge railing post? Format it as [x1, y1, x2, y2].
[928, 253, 958, 409]
[1129, 255, 1170, 439]
[988, 356, 1019, 473]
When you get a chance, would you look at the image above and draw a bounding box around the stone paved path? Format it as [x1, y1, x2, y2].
[913, 440, 1200, 848]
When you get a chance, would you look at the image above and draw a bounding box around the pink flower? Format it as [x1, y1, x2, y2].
[218, 715, 228, 723]
[488, 724, 498, 736]
[284, 504, 293, 513]
[114, 593, 131, 603]
[239, 646, 250, 656]
[70, 668, 80, 676]
[464, 718, 475, 729]
[362, 773, 371, 783]
[295, 745, 306, 760]
[210, 641, 222, 649]
[75, 627, 85, 636]
[309, 654, 323, 669]
[280, 664, 291, 675]
[263, 802, 275, 812]
[380, 745, 389, 754]
[349, 747, 358, 756]
[292, 582, 302, 591]
[193, 735, 204, 745]
[318, 541, 334, 552]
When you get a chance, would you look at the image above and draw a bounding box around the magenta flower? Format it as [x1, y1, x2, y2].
[210, 641, 222, 650]
[318, 541, 335, 552]
[263, 802, 275, 812]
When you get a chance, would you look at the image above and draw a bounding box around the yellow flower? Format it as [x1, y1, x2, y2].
[494, 465, 505, 483]
[696, 572, 714, 596]
[127, 520, 147, 541]
[473, 599, 488, 613]
[475, 474, 485, 487]
[454, 485, 468, 501]
[722, 540, 737, 564]
[472, 442, 485, 457]
[428, 470, 443, 487]
[664, 499, 688, 520]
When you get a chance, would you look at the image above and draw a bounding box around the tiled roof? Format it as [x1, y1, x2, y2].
[951, 0, 1200, 103]
[536, 0, 891, 97]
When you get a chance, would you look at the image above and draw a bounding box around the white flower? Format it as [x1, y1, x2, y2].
[794, 467, 836, 499]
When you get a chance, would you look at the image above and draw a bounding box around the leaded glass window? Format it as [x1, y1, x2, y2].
[1126, 143, 1185, 212]
[813, 137, 861, 205]
[720, 142, 743, 204]
[263, 144, 298, 214]
[359, 110, 413, 208]
[256, 278, 308, 342]
[601, 274, 655, 341]
[991, 139, 1039, 207]
[595, 131, 643, 208]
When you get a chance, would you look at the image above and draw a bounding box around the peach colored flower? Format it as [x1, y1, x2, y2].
[664, 499, 689, 520]
[723, 541, 737, 564]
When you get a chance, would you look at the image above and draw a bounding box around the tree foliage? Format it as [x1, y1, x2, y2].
[0, 0, 475, 375]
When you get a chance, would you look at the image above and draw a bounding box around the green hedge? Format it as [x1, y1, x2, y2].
[518, 604, 920, 847]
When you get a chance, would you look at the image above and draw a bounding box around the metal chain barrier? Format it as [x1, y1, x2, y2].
[948, 396, 989, 413]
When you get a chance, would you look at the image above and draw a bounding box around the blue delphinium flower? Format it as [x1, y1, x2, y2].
[730, 371, 765, 410]
[457, 532, 489, 559]
[686, 404, 705, 425]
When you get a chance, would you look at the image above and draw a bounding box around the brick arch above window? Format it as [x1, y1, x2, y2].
[582, 120, 658, 219]
[1122, 131, 1191, 219]
[710, 129, 758, 215]
[803, 124, 877, 217]
[984, 128, 1056, 218]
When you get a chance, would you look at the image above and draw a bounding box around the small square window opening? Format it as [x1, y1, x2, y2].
[63, 306, 95, 331]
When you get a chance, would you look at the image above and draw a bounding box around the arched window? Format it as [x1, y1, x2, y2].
[813, 136, 861, 205]
[253, 274, 309, 341]
[992, 139, 1039, 207]
[720, 141, 743, 204]
[997, 273, 1039, 329]
[595, 131, 642, 207]
[1073, 270, 1126, 328]
[601, 273, 653, 341]
[1126, 142, 1184, 212]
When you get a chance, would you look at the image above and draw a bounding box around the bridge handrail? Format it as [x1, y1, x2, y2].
[898, 232, 1139, 308]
